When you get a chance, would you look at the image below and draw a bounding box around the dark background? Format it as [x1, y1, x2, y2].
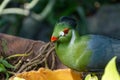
[0, 0, 120, 42]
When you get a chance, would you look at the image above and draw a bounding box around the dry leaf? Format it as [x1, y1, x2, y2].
[9, 68, 82, 80]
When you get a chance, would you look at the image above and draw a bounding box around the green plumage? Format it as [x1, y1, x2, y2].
[51, 17, 92, 71]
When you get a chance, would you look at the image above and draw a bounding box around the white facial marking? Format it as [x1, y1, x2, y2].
[59, 31, 64, 36]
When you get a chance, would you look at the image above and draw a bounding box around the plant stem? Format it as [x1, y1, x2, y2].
[0, 0, 55, 21]
[2, 8, 29, 16]
[31, 0, 55, 21]
[0, 0, 10, 15]
[25, 0, 40, 10]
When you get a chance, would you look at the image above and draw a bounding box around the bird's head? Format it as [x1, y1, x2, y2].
[51, 16, 77, 43]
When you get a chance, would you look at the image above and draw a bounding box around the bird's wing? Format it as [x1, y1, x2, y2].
[87, 35, 120, 70]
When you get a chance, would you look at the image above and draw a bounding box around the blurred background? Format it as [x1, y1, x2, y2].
[0, 0, 120, 42]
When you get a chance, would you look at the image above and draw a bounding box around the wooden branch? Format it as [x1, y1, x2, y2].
[0, 33, 45, 57]
[0, 33, 67, 71]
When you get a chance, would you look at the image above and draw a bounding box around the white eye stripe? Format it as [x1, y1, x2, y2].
[59, 31, 64, 36]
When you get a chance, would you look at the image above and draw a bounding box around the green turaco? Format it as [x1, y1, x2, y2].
[51, 16, 120, 72]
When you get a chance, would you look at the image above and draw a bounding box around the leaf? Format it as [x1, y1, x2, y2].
[0, 63, 6, 72]
[1, 59, 15, 69]
[102, 56, 120, 80]
[85, 74, 98, 80]
[9, 68, 82, 80]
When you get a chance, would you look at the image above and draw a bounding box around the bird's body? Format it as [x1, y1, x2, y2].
[51, 16, 120, 72]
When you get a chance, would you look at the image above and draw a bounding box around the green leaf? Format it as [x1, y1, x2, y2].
[102, 56, 120, 80]
[1, 59, 15, 69]
[85, 74, 98, 80]
[0, 63, 6, 72]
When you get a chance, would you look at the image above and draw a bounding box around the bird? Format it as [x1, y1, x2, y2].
[51, 16, 120, 72]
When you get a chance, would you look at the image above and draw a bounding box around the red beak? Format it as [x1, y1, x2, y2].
[51, 36, 58, 42]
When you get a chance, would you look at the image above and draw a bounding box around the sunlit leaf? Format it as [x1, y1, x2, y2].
[85, 74, 98, 80]
[13, 77, 25, 80]
[0, 57, 14, 69]
[0, 63, 6, 72]
[102, 56, 120, 80]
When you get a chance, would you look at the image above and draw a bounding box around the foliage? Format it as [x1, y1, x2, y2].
[0, 57, 15, 80]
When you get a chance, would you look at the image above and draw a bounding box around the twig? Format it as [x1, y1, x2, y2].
[17, 43, 55, 73]
[30, 42, 50, 62]
[7, 71, 16, 75]
[14, 60, 22, 71]
[50, 52, 55, 69]
[6, 52, 32, 59]
[13, 42, 36, 72]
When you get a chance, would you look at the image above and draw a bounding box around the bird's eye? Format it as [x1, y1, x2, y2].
[63, 28, 69, 34]
[59, 28, 69, 37]
[59, 31, 64, 36]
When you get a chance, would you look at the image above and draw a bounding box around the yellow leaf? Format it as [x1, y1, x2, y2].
[102, 56, 120, 80]
[85, 74, 98, 80]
